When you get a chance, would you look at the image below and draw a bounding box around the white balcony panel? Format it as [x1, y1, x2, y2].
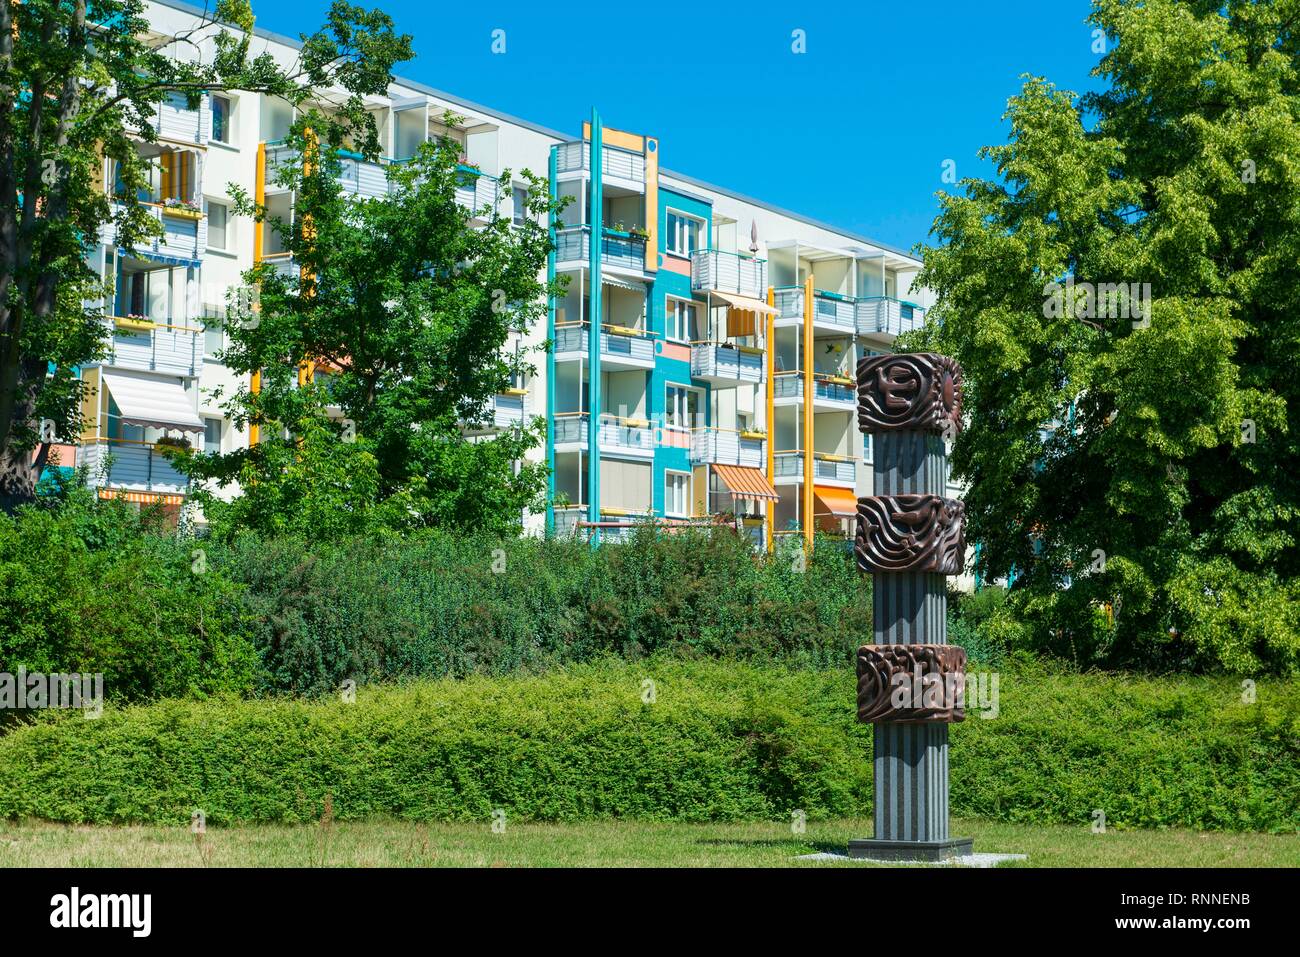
[691, 343, 764, 387]
[102, 321, 201, 377]
[691, 251, 767, 299]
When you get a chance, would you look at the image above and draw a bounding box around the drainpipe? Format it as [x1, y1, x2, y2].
[587, 109, 603, 545]
[803, 274, 814, 554]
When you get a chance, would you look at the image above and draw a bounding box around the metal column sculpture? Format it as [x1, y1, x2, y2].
[849, 352, 973, 862]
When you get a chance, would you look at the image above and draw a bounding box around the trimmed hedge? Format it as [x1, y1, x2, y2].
[1, 659, 1295, 831]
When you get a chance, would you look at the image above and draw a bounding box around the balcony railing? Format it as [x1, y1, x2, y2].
[554, 225, 648, 272]
[553, 322, 655, 366]
[774, 287, 856, 331]
[80, 438, 191, 496]
[690, 342, 764, 386]
[101, 203, 206, 263]
[691, 250, 767, 298]
[150, 92, 209, 146]
[552, 413, 655, 454]
[856, 297, 926, 337]
[773, 451, 856, 485]
[553, 142, 646, 184]
[102, 318, 201, 377]
[772, 372, 856, 404]
[264, 146, 499, 211]
[690, 428, 764, 469]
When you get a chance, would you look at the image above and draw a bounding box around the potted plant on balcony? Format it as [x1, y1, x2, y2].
[604, 221, 631, 239]
[115, 314, 153, 332]
[154, 435, 192, 458]
[628, 225, 649, 241]
[161, 196, 203, 219]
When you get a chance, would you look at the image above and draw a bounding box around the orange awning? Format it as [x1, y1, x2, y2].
[97, 489, 185, 506]
[713, 464, 779, 502]
[813, 484, 857, 518]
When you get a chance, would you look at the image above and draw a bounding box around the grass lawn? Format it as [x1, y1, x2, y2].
[0, 818, 1295, 867]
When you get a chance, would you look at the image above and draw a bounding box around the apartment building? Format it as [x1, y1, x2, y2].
[76, 0, 960, 553]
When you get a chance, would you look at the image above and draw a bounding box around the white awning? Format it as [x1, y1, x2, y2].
[601, 274, 648, 294]
[101, 369, 204, 433]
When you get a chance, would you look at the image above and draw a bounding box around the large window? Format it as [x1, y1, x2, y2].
[203, 315, 223, 357]
[666, 298, 699, 343]
[665, 384, 702, 430]
[211, 95, 232, 144]
[665, 210, 702, 257]
[206, 199, 228, 251]
[666, 471, 690, 517]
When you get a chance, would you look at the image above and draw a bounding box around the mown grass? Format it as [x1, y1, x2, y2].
[0, 817, 1295, 868]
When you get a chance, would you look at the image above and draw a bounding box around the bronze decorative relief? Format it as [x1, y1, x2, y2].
[857, 352, 962, 435]
[855, 494, 966, 575]
[857, 644, 967, 723]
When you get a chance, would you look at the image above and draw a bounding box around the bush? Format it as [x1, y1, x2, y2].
[208, 525, 868, 697]
[0, 659, 1294, 832]
[0, 494, 259, 702]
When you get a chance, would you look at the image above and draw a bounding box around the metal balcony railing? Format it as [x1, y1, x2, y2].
[855, 296, 926, 337]
[553, 322, 655, 365]
[773, 373, 855, 404]
[773, 451, 856, 485]
[80, 438, 191, 495]
[690, 342, 764, 385]
[553, 142, 646, 184]
[774, 286, 856, 330]
[554, 225, 648, 271]
[552, 413, 654, 453]
[101, 318, 201, 377]
[101, 203, 207, 263]
[150, 91, 209, 145]
[691, 250, 767, 298]
[689, 428, 764, 468]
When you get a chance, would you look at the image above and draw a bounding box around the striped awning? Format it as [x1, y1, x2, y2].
[101, 368, 205, 433]
[97, 489, 185, 506]
[601, 274, 648, 293]
[813, 484, 858, 518]
[713, 464, 779, 502]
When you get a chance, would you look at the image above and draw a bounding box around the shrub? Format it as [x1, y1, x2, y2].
[0, 659, 1294, 832]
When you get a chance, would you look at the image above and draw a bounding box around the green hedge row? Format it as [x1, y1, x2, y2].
[1, 659, 1295, 831]
[0, 497, 870, 701]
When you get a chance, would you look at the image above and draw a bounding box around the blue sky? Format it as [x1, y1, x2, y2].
[254, 0, 1105, 253]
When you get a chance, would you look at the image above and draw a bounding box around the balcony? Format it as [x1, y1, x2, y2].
[553, 413, 655, 457]
[772, 372, 856, 409]
[554, 225, 649, 274]
[773, 451, 856, 487]
[100, 203, 206, 264]
[690, 428, 765, 469]
[691, 342, 764, 387]
[691, 250, 768, 299]
[265, 144, 391, 200]
[856, 297, 926, 337]
[454, 166, 500, 214]
[79, 439, 190, 497]
[774, 287, 856, 333]
[553, 142, 646, 189]
[101, 318, 201, 377]
[553, 322, 655, 371]
[464, 391, 526, 433]
[150, 92, 209, 146]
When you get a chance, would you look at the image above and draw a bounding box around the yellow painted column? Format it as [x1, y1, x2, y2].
[802, 275, 814, 553]
[250, 142, 266, 446]
[765, 286, 776, 554]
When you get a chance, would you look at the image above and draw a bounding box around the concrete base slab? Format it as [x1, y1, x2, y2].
[849, 837, 973, 862]
[797, 849, 1026, 868]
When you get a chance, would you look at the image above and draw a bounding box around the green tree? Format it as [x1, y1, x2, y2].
[177, 115, 563, 540]
[909, 0, 1300, 674]
[0, 0, 412, 507]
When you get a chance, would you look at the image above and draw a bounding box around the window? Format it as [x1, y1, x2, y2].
[206, 199, 228, 251]
[665, 210, 701, 257]
[666, 298, 698, 343]
[203, 316, 223, 357]
[211, 95, 232, 144]
[665, 385, 702, 429]
[203, 417, 224, 453]
[512, 185, 529, 226]
[666, 472, 690, 518]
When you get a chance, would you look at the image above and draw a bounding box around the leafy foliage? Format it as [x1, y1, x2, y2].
[176, 116, 562, 539]
[1, 658, 1295, 832]
[908, 0, 1300, 673]
[0, 0, 412, 503]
